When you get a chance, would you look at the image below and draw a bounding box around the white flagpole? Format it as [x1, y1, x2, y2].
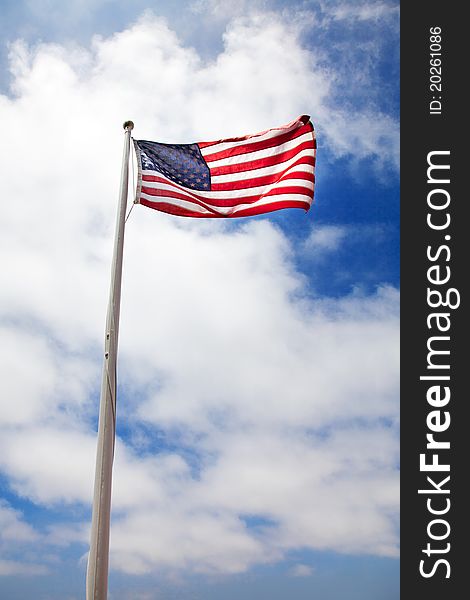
[86, 120, 134, 600]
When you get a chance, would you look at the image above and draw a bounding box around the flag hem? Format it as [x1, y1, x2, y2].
[133, 138, 142, 204]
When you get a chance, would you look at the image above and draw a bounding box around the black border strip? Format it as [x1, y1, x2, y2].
[401, 4, 466, 598]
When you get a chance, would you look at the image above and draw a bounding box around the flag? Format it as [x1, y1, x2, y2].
[133, 115, 316, 218]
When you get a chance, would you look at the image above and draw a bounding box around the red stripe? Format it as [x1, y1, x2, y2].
[141, 183, 313, 208]
[209, 141, 316, 176]
[140, 200, 219, 217]
[201, 122, 313, 163]
[140, 198, 310, 218]
[197, 115, 311, 149]
[142, 174, 170, 183]
[211, 163, 314, 192]
[142, 163, 314, 193]
[142, 155, 315, 189]
[232, 199, 310, 218]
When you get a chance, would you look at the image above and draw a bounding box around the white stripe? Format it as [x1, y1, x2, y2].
[211, 159, 314, 185]
[203, 132, 314, 168]
[141, 196, 212, 215]
[141, 172, 313, 201]
[199, 120, 307, 157]
[140, 193, 311, 217]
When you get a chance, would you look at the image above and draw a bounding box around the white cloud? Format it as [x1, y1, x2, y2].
[302, 223, 392, 263]
[0, 501, 47, 576]
[326, 0, 399, 23]
[0, 559, 48, 576]
[0, 326, 97, 427]
[190, 0, 268, 19]
[304, 224, 348, 252]
[0, 500, 39, 542]
[0, 426, 96, 504]
[0, 9, 399, 578]
[290, 563, 314, 577]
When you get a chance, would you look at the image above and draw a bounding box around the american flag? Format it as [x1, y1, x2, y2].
[133, 115, 316, 218]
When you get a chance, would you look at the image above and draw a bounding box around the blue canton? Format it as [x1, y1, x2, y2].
[137, 140, 211, 191]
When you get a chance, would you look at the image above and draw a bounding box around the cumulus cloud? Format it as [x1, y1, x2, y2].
[0, 501, 47, 576]
[0, 500, 38, 543]
[0, 8, 399, 579]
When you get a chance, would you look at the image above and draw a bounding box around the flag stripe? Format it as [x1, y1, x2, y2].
[142, 168, 314, 193]
[211, 152, 315, 184]
[197, 114, 311, 150]
[211, 168, 314, 192]
[208, 141, 315, 177]
[142, 159, 314, 193]
[200, 122, 313, 163]
[140, 195, 310, 218]
[204, 132, 314, 169]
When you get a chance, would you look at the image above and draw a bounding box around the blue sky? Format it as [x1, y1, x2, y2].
[0, 1, 399, 598]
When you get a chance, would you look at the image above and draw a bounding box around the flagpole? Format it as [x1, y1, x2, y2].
[86, 120, 134, 600]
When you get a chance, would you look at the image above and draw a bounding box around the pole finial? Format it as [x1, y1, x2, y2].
[123, 120, 134, 131]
